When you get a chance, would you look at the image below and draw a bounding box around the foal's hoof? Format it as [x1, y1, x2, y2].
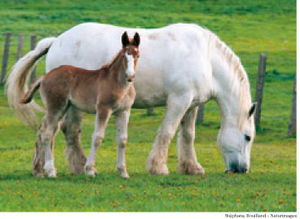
[178, 161, 205, 176]
[84, 165, 97, 177]
[120, 172, 130, 179]
[44, 163, 57, 178]
[117, 167, 130, 178]
[118, 170, 130, 178]
[44, 168, 57, 178]
[33, 171, 44, 178]
[47, 171, 57, 178]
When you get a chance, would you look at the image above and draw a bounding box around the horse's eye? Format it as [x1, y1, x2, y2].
[245, 135, 251, 142]
[137, 55, 140, 58]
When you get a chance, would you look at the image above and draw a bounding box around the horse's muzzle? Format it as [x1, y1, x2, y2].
[225, 162, 249, 174]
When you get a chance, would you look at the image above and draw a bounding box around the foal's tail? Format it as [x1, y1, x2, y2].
[5, 37, 56, 128]
[20, 76, 43, 104]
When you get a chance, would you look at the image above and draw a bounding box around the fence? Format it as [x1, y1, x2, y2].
[0, 32, 296, 136]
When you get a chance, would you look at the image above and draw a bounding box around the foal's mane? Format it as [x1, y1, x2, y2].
[99, 49, 124, 72]
[207, 29, 252, 129]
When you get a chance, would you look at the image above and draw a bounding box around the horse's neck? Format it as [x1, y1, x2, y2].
[211, 36, 251, 129]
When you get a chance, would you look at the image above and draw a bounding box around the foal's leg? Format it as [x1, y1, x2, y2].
[33, 118, 59, 177]
[40, 114, 61, 177]
[177, 107, 205, 175]
[61, 107, 86, 175]
[84, 107, 112, 177]
[32, 123, 45, 177]
[115, 109, 131, 178]
[146, 94, 192, 175]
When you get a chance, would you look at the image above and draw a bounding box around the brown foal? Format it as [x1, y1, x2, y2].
[21, 31, 140, 178]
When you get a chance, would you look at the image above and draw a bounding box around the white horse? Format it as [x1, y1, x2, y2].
[6, 23, 256, 176]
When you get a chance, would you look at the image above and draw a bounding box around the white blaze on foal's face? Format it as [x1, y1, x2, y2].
[125, 52, 136, 81]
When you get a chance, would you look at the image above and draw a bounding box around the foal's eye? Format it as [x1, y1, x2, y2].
[244, 135, 251, 142]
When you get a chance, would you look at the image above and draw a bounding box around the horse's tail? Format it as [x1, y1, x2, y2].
[5, 37, 56, 128]
[20, 76, 43, 104]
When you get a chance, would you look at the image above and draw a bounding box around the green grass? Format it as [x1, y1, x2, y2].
[0, 0, 296, 212]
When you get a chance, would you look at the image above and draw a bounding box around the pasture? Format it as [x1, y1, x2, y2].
[0, 0, 296, 212]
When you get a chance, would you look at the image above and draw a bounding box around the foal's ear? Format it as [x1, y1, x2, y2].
[122, 31, 130, 48]
[248, 102, 257, 118]
[133, 32, 140, 47]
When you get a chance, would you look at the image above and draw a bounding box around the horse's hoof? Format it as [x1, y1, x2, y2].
[44, 168, 56, 178]
[44, 162, 57, 178]
[120, 171, 130, 178]
[47, 171, 57, 178]
[178, 161, 205, 176]
[117, 167, 130, 178]
[33, 171, 44, 178]
[191, 166, 205, 176]
[86, 171, 96, 177]
[84, 165, 97, 177]
[147, 163, 169, 175]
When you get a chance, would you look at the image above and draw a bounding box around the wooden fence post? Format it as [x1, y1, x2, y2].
[196, 104, 205, 124]
[254, 53, 267, 127]
[1, 32, 11, 84]
[288, 74, 296, 136]
[30, 34, 37, 83]
[147, 108, 154, 115]
[16, 34, 24, 61]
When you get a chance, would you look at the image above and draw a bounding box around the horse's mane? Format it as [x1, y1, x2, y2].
[206, 29, 252, 129]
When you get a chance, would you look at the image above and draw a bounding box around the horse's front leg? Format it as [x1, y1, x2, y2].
[146, 93, 193, 175]
[177, 106, 205, 176]
[84, 107, 112, 177]
[115, 109, 131, 178]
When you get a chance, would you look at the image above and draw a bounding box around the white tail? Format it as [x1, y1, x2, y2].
[5, 37, 56, 128]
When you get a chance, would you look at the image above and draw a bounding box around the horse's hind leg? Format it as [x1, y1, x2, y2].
[115, 109, 130, 178]
[61, 107, 86, 175]
[177, 106, 205, 176]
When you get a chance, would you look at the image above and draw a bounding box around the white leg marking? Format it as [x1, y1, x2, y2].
[115, 110, 131, 178]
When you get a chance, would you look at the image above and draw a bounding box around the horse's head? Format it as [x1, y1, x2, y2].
[121, 31, 140, 82]
[217, 103, 256, 173]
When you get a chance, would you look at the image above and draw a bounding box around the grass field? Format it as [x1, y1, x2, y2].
[0, 0, 296, 212]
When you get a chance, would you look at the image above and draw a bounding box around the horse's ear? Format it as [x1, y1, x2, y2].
[248, 102, 257, 118]
[122, 31, 129, 48]
[133, 32, 140, 47]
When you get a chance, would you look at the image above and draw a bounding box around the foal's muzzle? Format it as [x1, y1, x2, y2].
[127, 75, 135, 82]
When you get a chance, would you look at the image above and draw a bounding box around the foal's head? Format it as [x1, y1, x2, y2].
[121, 31, 140, 82]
